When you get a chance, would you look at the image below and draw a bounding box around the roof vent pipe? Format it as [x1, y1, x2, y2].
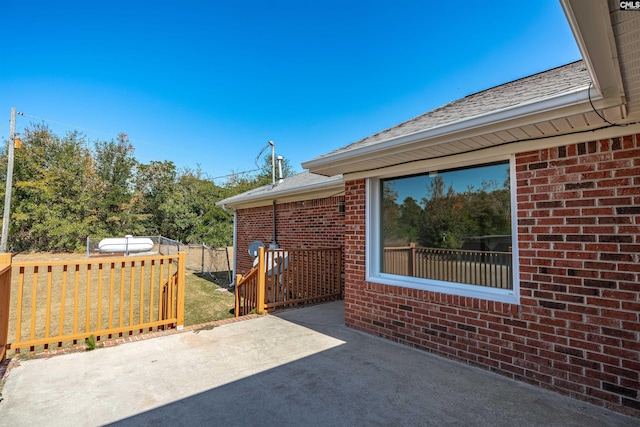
[277, 155, 284, 184]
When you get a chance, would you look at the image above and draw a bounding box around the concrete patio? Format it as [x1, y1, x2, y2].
[1, 301, 638, 426]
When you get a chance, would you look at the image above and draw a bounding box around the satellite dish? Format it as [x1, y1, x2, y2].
[248, 240, 265, 258]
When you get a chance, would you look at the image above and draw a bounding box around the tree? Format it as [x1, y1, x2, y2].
[255, 153, 296, 186]
[418, 176, 464, 249]
[399, 197, 422, 243]
[91, 133, 140, 236]
[8, 125, 96, 251]
[461, 180, 511, 238]
[381, 182, 402, 245]
[157, 167, 234, 246]
[132, 160, 178, 234]
[0, 126, 248, 252]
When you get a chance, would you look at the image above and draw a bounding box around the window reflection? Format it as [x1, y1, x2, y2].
[381, 162, 513, 289]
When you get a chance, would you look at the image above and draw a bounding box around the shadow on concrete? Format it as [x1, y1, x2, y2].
[106, 302, 637, 427]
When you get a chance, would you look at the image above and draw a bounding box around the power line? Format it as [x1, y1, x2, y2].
[209, 168, 262, 182]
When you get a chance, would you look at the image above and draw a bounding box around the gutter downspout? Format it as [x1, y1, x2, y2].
[271, 200, 278, 249]
[232, 209, 238, 286]
[271, 155, 284, 249]
[221, 203, 238, 288]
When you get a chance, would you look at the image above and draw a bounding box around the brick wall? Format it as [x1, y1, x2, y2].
[343, 134, 640, 417]
[235, 196, 345, 275]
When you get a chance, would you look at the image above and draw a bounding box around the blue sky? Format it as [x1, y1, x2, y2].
[0, 1, 581, 183]
[387, 162, 510, 205]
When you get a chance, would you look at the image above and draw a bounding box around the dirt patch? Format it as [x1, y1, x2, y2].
[12, 252, 87, 262]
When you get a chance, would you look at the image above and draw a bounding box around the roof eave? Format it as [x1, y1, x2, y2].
[216, 178, 344, 210]
[304, 1, 629, 178]
[561, 0, 626, 102]
[303, 85, 619, 176]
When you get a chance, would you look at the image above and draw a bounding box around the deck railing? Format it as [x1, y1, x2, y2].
[235, 247, 342, 316]
[234, 265, 264, 316]
[0, 254, 11, 361]
[384, 245, 512, 289]
[1, 252, 185, 358]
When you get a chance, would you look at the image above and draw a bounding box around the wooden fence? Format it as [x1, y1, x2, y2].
[0, 252, 185, 359]
[235, 247, 342, 316]
[234, 265, 263, 317]
[384, 245, 512, 289]
[0, 254, 11, 361]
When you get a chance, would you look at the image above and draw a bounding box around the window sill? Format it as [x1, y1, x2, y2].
[366, 273, 520, 305]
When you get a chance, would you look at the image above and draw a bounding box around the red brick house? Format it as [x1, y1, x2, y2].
[218, 172, 344, 277]
[220, 1, 640, 417]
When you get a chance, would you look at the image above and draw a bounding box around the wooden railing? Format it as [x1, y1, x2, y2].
[0, 254, 11, 361]
[235, 247, 342, 317]
[384, 245, 512, 289]
[1, 252, 185, 357]
[234, 265, 264, 317]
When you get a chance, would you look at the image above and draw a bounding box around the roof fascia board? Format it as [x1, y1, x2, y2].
[344, 121, 640, 181]
[304, 85, 607, 174]
[217, 180, 344, 209]
[561, 0, 625, 102]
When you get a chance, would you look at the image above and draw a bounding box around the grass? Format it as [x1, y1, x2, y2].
[4, 252, 235, 357]
[184, 272, 235, 325]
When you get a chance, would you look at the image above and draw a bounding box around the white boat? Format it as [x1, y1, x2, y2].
[98, 236, 154, 253]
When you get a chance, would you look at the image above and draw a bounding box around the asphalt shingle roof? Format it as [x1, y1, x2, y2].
[312, 60, 590, 161]
[216, 171, 343, 207]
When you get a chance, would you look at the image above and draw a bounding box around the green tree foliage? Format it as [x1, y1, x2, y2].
[460, 180, 511, 239]
[383, 173, 512, 250]
[9, 125, 96, 251]
[255, 153, 295, 186]
[156, 168, 233, 247]
[92, 134, 140, 236]
[381, 183, 401, 246]
[398, 197, 421, 243]
[133, 160, 178, 233]
[0, 126, 284, 252]
[418, 176, 465, 249]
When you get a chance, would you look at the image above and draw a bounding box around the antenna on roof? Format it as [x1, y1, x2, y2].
[269, 141, 275, 186]
[255, 140, 278, 186]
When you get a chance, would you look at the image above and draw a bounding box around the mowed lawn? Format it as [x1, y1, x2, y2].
[5, 252, 235, 356]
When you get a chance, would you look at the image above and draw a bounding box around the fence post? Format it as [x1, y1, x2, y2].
[0, 253, 12, 362]
[256, 246, 266, 314]
[234, 274, 243, 317]
[176, 252, 186, 329]
[409, 242, 416, 277]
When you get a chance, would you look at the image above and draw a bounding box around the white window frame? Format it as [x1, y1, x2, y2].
[365, 156, 520, 304]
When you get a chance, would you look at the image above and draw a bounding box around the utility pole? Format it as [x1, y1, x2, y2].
[0, 108, 17, 253]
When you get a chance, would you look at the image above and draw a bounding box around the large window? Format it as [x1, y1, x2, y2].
[370, 160, 517, 300]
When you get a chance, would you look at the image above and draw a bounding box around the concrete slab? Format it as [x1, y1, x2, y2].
[1, 301, 638, 426]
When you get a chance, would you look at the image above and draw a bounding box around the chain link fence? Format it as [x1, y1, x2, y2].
[87, 235, 233, 286]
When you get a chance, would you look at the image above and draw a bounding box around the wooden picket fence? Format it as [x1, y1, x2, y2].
[0, 252, 186, 359]
[235, 247, 342, 316]
[384, 245, 513, 289]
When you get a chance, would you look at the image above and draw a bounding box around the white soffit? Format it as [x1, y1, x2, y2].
[304, 89, 624, 177]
